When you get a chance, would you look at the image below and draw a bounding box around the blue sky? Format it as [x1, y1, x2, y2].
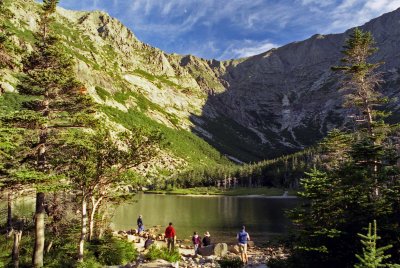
[58, 0, 400, 60]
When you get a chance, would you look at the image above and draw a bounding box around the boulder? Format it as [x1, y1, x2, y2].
[213, 243, 228, 257]
[112, 231, 119, 237]
[127, 235, 136, 242]
[118, 230, 127, 236]
[137, 259, 176, 267]
[204, 256, 215, 263]
[248, 241, 255, 248]
[228, 245, 240, 254]
[157, 234, 165, 241]
[198, 245, 214, 256]
[0, 82, 15, 93]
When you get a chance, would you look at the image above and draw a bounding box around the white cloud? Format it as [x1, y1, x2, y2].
[300, 0, 335, 7]
[58, 0, 400, 59]
[219, 40, 279, 60]
[325, 0, 400, 33]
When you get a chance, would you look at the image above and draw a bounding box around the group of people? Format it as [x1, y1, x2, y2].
[191, 231, 212, 254]
[136, 216, 251, 264]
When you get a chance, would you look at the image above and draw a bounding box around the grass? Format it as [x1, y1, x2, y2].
[132, 69, 187, 90]
[3, 21, 35, 44]
[146, 187, 298, 196]
[95, 86, 112, 101]
[102, 106, 232, 168]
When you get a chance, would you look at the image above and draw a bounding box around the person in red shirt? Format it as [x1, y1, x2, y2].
[164, 222, 176, 251]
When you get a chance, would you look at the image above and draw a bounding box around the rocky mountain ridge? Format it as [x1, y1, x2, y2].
[2, 0, 400, 164]
[191, 7, 400, 160]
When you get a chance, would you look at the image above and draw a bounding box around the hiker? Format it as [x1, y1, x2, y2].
[202, 231, 211, 247]
[144, 233, 154, 249]
[192, 232, 201, 255]
[237, 225, 250, 264]
[165, 222, 176, 252]
[137, 215, 144, 233]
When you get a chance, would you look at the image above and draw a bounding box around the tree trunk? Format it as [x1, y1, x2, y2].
[365, 104, 374, 136]
[7, 191, 13, 237]
[46, 240, 53, 253]
[12, 230, 22, 268]
[98, 213, 106, 239]
[78, 197, 88, 262]
[88, 196, 103, 241]
[33, 192, 45, 268]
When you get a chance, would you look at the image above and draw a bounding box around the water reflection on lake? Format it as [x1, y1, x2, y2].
[112, 193, 300, 244]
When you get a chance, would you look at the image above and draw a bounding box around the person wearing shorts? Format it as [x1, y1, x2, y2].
[237, 226, 250, 264]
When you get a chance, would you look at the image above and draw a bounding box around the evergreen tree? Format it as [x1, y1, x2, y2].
[288, 128, 400, 267]
[318, 129, 353, 170]
[354, 220, 394, 268]
[1, 0, 96, 266]
[332, 28, 385, 136]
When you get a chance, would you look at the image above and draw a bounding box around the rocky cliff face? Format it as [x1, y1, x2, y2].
[191, 8, 400, 161]
[2, 0, 400, 164]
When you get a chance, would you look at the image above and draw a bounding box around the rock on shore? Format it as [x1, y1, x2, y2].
[111, 228, 288, 267]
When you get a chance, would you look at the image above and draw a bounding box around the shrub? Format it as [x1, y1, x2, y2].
[145, 245, 180, 263]
[76, 257, 102, 268]
[89, 234, 138, 265]
[217, 256, 243, 268]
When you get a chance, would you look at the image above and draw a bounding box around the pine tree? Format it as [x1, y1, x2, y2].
[332, 28, 385, 136]
[319, 129, 353, 170]
[1, 0, 95, 266]
[355, 220, 394, 268]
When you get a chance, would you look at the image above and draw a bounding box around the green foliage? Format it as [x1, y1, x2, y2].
[318, 129, 353, 170]
[145, 245, 180, 263]
[89, 235, 137, 265]
[102, 106, 231, 170]
[42, 0, 59, 14]
[332, 28, 385, 135]
[287, 127, 400, 267]
[95, 86, 111, 101]
[76, 257, 102, 268]
[217, 256, 244, 268]
[354, 221, 393, 268]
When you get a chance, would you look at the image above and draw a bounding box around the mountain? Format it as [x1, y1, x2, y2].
[0, 0, 232, 176]
[191, 8, 400, 161]
[1, 0, 400, 166]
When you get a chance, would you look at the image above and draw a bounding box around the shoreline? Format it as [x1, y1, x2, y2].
[113, 230, 288, 267]
[144, 187, 298, 198]
[145, 192, 298, 198]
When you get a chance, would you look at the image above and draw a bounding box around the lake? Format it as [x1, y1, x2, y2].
[112, 193, 300, 245]
[2, 193, 300, 245]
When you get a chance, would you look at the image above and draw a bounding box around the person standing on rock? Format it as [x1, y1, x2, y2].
[192, 232, 201, 255]
[137, 215, 144, 233]
[237, 225, 250, 265]
[202, 231, 211, 247]
[165, 222, 176, 252]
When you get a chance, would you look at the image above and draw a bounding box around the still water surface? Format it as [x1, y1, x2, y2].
[3, 193, 299, 245]
[112, 193, 300, 244]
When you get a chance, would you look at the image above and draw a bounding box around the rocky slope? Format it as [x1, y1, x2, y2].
[2, 0, 400, 164]
[191, 8, 400, 161]
[0, 0, 231, 177]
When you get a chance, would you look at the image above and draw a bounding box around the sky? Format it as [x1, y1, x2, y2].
[58, 0, 400, 60]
